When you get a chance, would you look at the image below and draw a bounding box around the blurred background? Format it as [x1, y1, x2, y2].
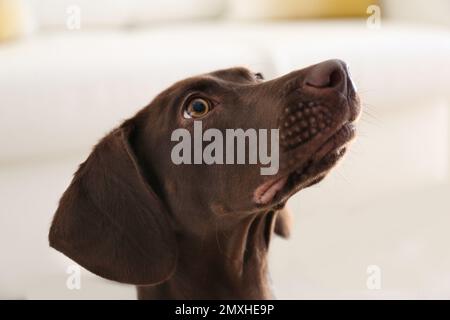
[0, 0, 449, 299]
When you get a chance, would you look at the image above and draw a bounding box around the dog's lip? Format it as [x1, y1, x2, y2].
[311, 122, 355, 162]
[253, 176, 288, 205]
[253, 122, 355, 205]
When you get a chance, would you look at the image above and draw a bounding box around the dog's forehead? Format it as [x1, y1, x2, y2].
[165, 67, 256, 95]
[207, 67, 255, 82]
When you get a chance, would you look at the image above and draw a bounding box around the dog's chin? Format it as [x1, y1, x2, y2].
[253, 122, 355, 207]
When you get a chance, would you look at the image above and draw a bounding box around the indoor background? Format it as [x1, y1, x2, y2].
[0, 0, 449, 299]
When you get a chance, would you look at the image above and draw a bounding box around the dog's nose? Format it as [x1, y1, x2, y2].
[304, 59, 349, 94]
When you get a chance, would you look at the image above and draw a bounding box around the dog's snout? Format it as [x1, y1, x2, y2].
[304, 59, 348, 93]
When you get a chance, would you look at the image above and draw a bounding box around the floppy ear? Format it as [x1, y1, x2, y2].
[274, 206, 293, 238]
[49, 124, 177, 285]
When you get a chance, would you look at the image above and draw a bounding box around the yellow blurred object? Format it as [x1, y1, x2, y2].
[0, 0, 32, 41]
[228, 0, 378, 19]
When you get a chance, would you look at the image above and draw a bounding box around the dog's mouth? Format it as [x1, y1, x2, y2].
[253, 121, 355, 206]
[284, 122, 354, 190]
[253, 61, 361, 207]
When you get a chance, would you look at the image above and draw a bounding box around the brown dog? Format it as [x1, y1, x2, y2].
[49, 59, 360, 299]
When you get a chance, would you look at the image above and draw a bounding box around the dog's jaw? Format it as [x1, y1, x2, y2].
[253, 73, 361, 208]
[253, 118, 357, 207]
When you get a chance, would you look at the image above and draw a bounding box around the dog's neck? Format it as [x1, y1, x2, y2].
[137, 210, 275, 299]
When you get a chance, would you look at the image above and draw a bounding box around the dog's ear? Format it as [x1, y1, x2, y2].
[274, 206, 293, 238]
[49, 124, 177, 285]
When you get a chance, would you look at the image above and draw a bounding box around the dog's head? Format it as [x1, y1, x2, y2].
[49, 60, 360, 285]
[137, 59, 360, 213]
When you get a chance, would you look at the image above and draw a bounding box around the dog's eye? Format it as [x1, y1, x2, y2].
[255, 72, 264, 80]
[184, 97, 211, 119]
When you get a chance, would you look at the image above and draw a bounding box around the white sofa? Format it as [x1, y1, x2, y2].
[1, 20, 449, 299]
